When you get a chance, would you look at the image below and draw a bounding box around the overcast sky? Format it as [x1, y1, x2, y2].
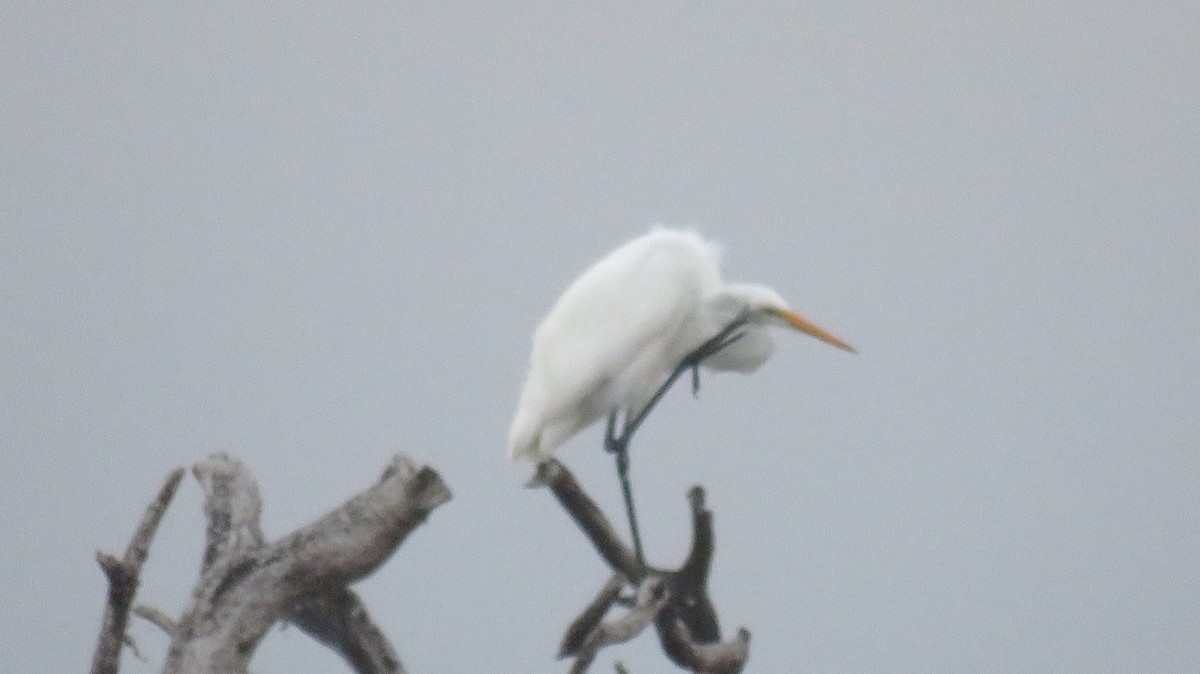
[3, 3, 1197, 673]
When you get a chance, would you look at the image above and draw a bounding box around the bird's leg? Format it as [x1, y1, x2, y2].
[618, 313, 751, 446]
[604, 410, 621, 454]
[605, 410, 645, 565]
[689, 328, 747, 397]
[603, 313, 750, 569]
[614, 442, 646, 566]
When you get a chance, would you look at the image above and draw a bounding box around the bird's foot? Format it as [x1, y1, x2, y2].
[604, 412, 623, 454]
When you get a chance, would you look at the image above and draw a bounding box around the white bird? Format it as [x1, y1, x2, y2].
[508, 227, 853, 560]
[509, 226, 853, 462]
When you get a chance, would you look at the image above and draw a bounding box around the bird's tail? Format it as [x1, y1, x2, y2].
[506, 411, 545, 463]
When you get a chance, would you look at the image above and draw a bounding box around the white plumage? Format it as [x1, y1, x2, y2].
[508, 227, 853, 463]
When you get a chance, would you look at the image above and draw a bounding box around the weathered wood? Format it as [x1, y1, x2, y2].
[538, 460, 642, 578]
[661, 623, 750, 674]
[89, 467, 186, 674]
[162, 453, 450, 674]
[289, 587, 406, 674]
[656, 485, 722, 661]
[194, 454, 264, 572]
[559, 573, 626, 659]
[567, 578, 668, 674]
[542, 459, 750, 673]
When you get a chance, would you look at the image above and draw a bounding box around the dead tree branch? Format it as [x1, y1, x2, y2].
[559, 573, 626, 659]
[90, 467, 186, 674]
[133, 605, 179, 638]
[662, 624, 751, 674]
[536, 459, 750, 673]
[288, 586, 404, 674]
[536, 461, 642, 578]
[194, 453, 264, 572]
[567, 577, 668, 674]
[160, 453, 450, 674]
[92, 453, 448, 674]
[655, 486, 722, 662]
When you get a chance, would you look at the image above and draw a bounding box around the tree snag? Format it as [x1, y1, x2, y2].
[89, 453, 450, 674]
[535, 459, 751, 673]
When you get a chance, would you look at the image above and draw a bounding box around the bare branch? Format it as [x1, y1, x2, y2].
[678, 486, 714, 582]
[271, 459, 451, 588]
[568, 578, 668, 674]
[544, 460, 752, 672]
[193, 453, 265, 571]
[123, 633, 147, 663]
[163, 453, 450, 674]
[288, 587, 406, 674]
[536, 460, 642, 578]
[661, 622, 751, 674]
[559, 573, 626, 659]
[89, 467, 185, 674]
[134, 604, 178, 637]
[658, 487, 721, 648]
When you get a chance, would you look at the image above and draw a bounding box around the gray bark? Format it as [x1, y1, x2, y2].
[90, 453, 449, 674]
[90, 468, 186, 674]
[537, 459, 751, 673]
[162, 453, 450, 674]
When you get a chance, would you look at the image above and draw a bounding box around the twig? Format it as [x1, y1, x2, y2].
[89, 467, 186, 674]
[559, 573, 626, 659]
[679, 487, 714, 582]
[123, 633, 147, 663]
[568, 578, 668, 674]
[133, 604, 178, 637]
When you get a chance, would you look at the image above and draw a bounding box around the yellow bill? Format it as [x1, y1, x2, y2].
[771, 307, 856, 353]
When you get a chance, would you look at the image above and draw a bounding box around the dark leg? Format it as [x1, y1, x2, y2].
[615, 443, 645, 566]
[602, 314, 749, 568]
[604, 410, 620, 454]
[606, 411, 645, 565]
[617, 313, 750, 446]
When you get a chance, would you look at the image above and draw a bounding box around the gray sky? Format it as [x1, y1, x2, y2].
[3, 3, 1197, 672]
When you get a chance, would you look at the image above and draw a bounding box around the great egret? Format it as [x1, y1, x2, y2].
[509, 227, 853, 561]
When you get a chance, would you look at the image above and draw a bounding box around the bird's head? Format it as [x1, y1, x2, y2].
[720, 284, 856, 353]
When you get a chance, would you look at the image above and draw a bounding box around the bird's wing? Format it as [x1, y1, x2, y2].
[531, 232, 718, 416]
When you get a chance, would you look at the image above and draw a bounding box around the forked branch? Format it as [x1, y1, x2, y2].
[163, 453, 450, 674]
[537, 459, 750, 673]
[89, 467, 185, 674]
[91, 453, 449, 674]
